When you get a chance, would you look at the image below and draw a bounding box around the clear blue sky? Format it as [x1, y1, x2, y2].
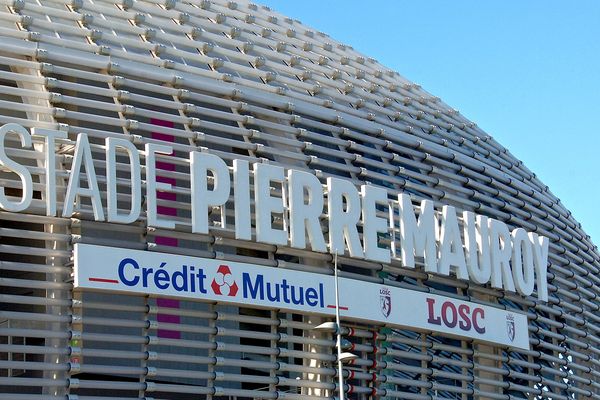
[261, 0, 600, 246]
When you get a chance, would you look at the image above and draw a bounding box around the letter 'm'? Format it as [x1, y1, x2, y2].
[398, 193, 437, 272]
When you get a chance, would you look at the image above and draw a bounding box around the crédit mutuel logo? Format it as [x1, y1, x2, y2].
[116, 257, 328, 309]
[211, 265, 238, 297]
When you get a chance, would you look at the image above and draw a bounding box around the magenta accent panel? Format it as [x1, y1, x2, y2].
[151, 119, 181, 339]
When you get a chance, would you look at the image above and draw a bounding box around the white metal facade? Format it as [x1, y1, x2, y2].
[0, 0, 599, 399]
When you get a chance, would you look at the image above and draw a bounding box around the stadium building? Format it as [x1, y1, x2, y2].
[1, 0, 599, 399]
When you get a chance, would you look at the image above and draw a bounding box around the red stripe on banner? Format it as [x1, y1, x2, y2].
[89, 277, 119, 284]
[151, 119, 181, 339]
[327, 305, 349, 311]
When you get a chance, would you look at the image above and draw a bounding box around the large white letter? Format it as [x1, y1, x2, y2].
[398, 193, 437, 272]
[463, 211, 491, 284]
[288, 169, 327, 252]
[105, 137, 141, 224]
[530, 232, 549, 302]
[145, 143, 175, 229]
[254, 163, 287, 245]
[511, 228, 535, 297]
[327, 177, 364, 258]
[0, 123, 33, 212]
[438, 205, 468, 280]
[234, 159, 252, 240]
[361, 185, 390, 263]
[191, 152, 230, 234]
[32, 128, 67, 216]
[63, 133, 104, 220]
[489, 219, 515, 292]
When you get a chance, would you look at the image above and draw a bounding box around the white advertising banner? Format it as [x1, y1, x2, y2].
[74, 244, 530, 350]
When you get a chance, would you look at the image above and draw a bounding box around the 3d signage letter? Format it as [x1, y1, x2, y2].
[0, 123, 549, 301]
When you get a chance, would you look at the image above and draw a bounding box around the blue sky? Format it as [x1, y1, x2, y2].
[261, 1, 600, 246]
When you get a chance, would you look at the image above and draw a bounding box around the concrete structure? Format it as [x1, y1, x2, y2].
[0, 0, 599, 399]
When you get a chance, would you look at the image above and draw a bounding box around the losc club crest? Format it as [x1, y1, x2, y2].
[379, 287, 392, 318]
[506, 314, 515, 342]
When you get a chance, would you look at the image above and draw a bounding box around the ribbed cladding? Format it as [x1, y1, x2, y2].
[0, 0, 599, 399]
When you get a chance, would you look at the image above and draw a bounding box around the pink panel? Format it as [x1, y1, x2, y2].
[151, 119, 181, 339]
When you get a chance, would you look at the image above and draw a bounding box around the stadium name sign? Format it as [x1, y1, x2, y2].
[75, 244, 530, 350]
[0, 123, 549, 301]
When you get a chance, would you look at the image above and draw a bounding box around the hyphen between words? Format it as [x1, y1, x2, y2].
[0, 123, 549, 301]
